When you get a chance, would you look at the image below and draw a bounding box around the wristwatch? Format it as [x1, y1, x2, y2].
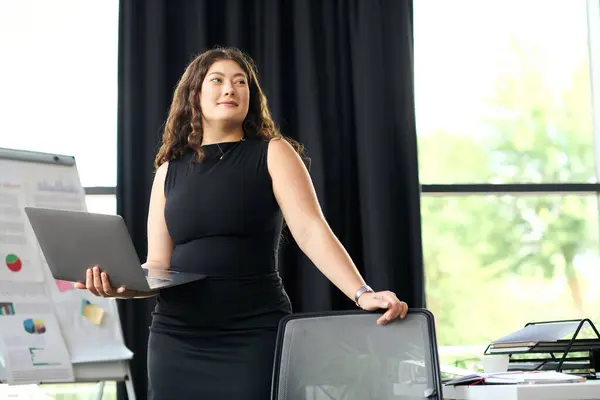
[354, 284, 374, 307]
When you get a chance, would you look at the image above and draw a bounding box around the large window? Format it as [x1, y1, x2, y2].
[0, 1, 118, 189]
[414, 0, 600, 366]
[0, 1, 119, 398]
[0, 1, 118, 213]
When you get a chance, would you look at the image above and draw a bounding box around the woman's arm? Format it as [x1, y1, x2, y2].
[267, 138, 407, 324]
[127, 162, 174, 298]
[145, 162, 174, 269]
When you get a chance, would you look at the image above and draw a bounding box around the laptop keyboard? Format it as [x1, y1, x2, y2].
[146, 277, 172, 287]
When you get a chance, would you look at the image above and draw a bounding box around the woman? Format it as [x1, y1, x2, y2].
[75, 46, 408, 399]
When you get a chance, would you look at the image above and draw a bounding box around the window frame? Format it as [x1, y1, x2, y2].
[84, 187, 116, 195]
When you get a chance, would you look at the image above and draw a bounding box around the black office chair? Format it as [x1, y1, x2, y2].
[271, 309, 443, 400]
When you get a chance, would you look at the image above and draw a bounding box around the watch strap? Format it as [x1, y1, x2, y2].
[354, 285, 374, 307]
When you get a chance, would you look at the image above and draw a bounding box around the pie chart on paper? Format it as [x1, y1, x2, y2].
[5, 254, 22, 272]
[23, 318, 46, 334]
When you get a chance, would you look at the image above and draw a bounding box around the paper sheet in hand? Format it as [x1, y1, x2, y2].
[493, 322, 581, 345]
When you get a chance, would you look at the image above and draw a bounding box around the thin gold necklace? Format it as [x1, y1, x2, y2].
[216, 138, 245, 160]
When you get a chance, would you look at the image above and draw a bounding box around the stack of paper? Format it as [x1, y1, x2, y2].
[489, 321, 581, 350]
[446, 371, 586, 386]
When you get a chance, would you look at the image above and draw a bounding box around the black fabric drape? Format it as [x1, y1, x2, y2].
[117, 1, 423, 398]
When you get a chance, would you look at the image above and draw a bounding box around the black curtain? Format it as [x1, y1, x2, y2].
[117, 1, 423, 399]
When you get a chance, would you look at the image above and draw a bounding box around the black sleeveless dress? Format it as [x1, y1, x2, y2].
[147, 138, 292, 399]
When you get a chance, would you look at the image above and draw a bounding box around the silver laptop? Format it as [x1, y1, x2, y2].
[24, 206, 206, 292]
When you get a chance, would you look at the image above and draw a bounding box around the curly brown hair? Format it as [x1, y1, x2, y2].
[155, 46, 304, 168]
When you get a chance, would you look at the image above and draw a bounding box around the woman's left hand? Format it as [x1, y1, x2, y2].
[357, 291, 408, 325]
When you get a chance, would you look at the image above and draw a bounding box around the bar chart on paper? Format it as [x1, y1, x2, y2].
[28, 347, 61, 367]
[0, 302, 15, 315]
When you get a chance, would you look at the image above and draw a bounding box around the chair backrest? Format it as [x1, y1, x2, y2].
[271, 309, 443, 400]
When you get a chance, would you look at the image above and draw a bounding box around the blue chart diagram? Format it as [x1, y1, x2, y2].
[23, 318, 46, 334]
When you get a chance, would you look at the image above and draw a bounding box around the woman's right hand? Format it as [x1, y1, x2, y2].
[74, 265, 138, 299]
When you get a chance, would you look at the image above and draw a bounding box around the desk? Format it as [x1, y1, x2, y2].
[443, 380, 600, 400]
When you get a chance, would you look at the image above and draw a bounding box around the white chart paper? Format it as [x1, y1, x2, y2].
[0, 300, 74, 385]
[53, 295, 133, 363]
[0, 154, 132, 385]
[0, 161, 44, 282]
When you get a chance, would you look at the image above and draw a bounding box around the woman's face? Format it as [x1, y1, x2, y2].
[199, 59, 250, 127]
